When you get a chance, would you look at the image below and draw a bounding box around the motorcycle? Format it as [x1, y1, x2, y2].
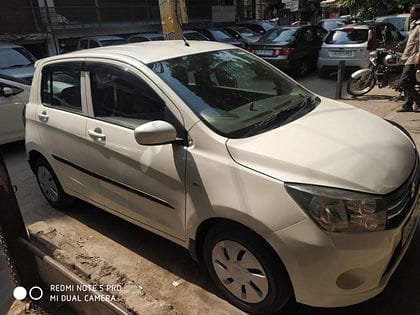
[346, 47, 404, 96]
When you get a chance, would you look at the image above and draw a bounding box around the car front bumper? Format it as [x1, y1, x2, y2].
[269, 187, 420, 308]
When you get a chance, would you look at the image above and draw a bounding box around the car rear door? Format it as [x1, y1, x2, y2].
[35, 61, 102, 203]
[83, 60, 187, 240]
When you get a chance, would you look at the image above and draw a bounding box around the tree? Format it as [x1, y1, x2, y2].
[338, 0, 415, 18]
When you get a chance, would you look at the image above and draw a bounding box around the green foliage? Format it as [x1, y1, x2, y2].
[338, 0, 415, 18]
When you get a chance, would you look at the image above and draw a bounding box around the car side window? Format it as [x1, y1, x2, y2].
[79, 40, 88, 49]
[41, 63, 82, 113]
[88, 64, 166, 129]
[89, 40, 100, 48]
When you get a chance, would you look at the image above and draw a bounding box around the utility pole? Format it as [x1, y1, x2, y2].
[158, 0, 188, 40]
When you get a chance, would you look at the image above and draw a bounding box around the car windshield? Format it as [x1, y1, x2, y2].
[0, 47, 35, 69]
[149, 49, 318, 138]
[99, 39, 127, 46]
[325, 29, 368, 44]
[259, 28, 298, 43]
[210, 29, 232, 40]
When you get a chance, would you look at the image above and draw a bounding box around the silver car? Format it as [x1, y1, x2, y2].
[317, 23, 403, 78]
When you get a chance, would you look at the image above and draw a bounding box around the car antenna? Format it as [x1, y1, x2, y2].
[175, 0, 190, 47]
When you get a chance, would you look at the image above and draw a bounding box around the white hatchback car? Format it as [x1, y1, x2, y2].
[25, 41, 419, 314]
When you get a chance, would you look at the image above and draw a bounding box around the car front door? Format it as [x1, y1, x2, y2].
[84, 61, 187, 240]
[0, 77, 29, 144]
[36, 61, 102, 203]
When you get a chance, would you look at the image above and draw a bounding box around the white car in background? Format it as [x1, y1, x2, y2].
[0, 42, 35, 144]
[0, 75, 30, 144]
[25, 41, 419, 314]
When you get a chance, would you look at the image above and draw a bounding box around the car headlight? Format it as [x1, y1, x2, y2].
[285, 183, 387, 233]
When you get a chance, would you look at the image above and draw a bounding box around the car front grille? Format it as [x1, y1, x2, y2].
[386, 153, 420, 229]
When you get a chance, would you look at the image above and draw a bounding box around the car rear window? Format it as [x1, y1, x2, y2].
[325, 29, 368, 44]
[259, 28, 298, 43]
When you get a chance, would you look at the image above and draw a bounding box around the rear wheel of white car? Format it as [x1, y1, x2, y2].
[203, 223, 292, 314]
[346, 74, 376, 96]
[35, 158, 73, 209]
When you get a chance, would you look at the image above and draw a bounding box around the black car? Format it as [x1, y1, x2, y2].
[194, 27, 245, 47]
[236, 20, 275, 35]
[248, 25, 327, 76]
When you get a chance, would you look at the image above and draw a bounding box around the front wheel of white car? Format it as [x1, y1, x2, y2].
[35, 158, 73, 209]
[203, 223, 292, 314]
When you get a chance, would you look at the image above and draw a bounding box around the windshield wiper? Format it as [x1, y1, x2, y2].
[242, 96, 319, 137]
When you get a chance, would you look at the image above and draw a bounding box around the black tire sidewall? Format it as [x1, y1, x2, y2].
[203, 224, 292, 314]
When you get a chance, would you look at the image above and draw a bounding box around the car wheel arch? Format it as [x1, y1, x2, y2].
[28, 150, 47, 172]
[190, 217, 290, 272]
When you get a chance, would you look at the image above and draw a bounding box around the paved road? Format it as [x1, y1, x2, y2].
[1, 75, 419, 314]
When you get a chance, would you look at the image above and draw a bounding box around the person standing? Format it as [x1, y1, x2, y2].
[397, 4, 420, 112]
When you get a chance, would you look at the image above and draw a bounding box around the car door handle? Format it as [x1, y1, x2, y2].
[88, 128, 106, 141]
[37, 111, 49, 122]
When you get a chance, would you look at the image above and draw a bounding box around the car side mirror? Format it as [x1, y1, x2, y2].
[0, 87, 14, 97]
[134, 120, 177, 146]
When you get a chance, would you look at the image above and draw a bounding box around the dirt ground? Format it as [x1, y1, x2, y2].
[2, 74, 420, 315]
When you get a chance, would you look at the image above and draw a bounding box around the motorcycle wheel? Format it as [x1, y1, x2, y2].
[346, 73, 376, 96]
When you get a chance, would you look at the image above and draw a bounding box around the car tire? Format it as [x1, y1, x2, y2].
[35, 158, 73, 209]
[203, 223, 292, 314]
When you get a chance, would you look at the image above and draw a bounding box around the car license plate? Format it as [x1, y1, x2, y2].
[256, 49, 272, 56]
[329, 51, 353, 57]
[402, 200, 420, 246]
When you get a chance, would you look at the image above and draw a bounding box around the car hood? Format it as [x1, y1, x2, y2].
[226, 97, 417, 195]
[0, 64, 35, 82]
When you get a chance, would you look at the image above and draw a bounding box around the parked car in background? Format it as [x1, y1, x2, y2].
[0, 74, 30, 144]
[249, 25, 327, 76]
[222, 26, 261, 45]
[77, 36, 127, 49]
[183, 30, 210, 41]
[128, 32, 164, 43]
[129, 31, 209, 43]
[0, 42, 36, 84]
[317, 22, 405, 78]
[193, 27, 244, 47]
[376, 14, 410, 38]
[318, 18, 348, 31]
[25, 41, 420, 314]
[236, 19, 275, 34]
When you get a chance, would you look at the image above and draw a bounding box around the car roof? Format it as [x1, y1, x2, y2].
[79, 35, 125, 41]
[37, 41, 236, 66]
[0, 41, 21, 49]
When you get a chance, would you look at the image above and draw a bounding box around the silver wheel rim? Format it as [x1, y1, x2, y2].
[212, 240, 269, 304]
[37, 166, 59, 202]
[349, 76, 374, 94]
